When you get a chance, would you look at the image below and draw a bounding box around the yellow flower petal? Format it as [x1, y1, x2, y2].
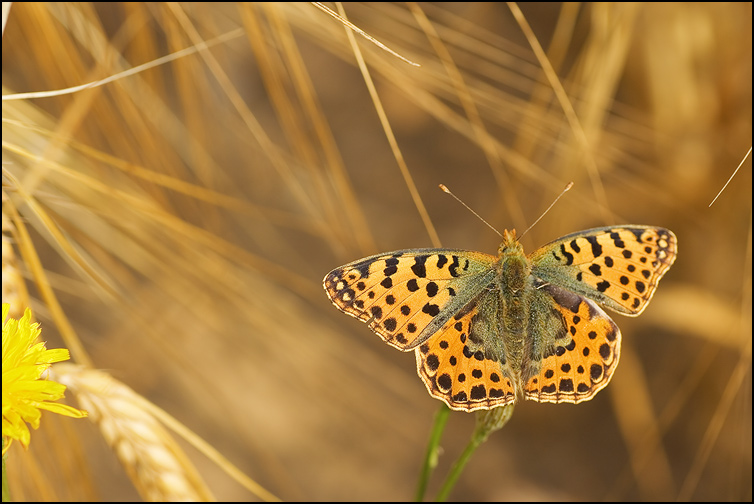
[2, 304, 87, 451]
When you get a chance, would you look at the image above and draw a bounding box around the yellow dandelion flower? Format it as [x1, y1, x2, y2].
[2, 303, 87, 454]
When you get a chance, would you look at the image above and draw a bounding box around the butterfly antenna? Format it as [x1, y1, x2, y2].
[439, 184, 502, 238]
[519, 182, 574, 239]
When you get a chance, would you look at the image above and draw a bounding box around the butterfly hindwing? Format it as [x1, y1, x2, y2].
[416, 289, 518, 411]
[524, 282, 621, 403]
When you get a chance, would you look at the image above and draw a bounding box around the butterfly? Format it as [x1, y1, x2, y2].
[323, 226, 677, 411]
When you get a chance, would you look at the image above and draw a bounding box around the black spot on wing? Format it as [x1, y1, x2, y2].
[437, 374, 452, 390]
[383, 257, 399, 276]
[426, 282, 439, 297]
[411, 256, 428, 278]
[426, 354, 439, 371]
[448, 256, 461, 277]
[436, 255, 448, 269]
[422, 303, 440, 316]
[586, 235, 602, 258]
[383, 318, 397, 331]
[470, 384, 487, 400]
[558, 244, 574, 265]
[625, 228, 646, 242]
[354, 261, 371, 279]
[559, 378, 574, 392]
[609, 231, 626, 248]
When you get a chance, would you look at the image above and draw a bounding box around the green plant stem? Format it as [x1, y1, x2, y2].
[434, 404, 514, 502]
[415, 403, 451, 502]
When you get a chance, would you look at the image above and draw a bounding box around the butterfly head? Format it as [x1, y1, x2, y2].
[498, 229, 523, 258]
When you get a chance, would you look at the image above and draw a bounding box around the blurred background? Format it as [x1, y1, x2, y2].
[2, 2, 751, 501]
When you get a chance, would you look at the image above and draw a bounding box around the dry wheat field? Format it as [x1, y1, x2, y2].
[2, 3, 750, 501]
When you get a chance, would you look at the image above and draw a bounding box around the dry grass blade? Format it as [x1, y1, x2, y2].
[709, 146, 752, 207]
[312, 2, 419, 66]
[338, 5, 442, 248]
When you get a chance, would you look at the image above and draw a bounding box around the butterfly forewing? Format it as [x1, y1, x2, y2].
[323, 249, 496, 350]
[529, 226, 677, 316]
